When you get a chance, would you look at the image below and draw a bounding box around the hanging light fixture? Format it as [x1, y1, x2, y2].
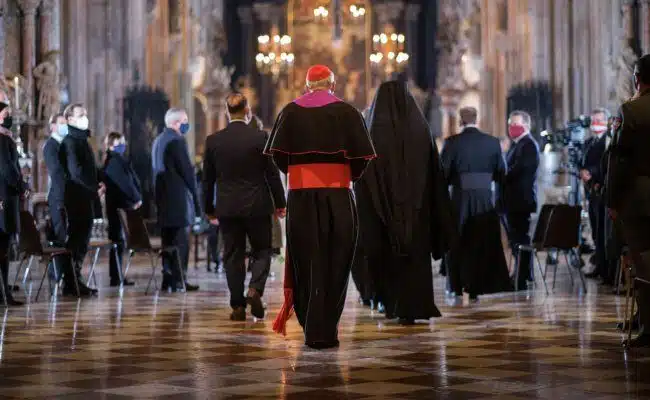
[369, 30, 409, 78]
[255, 28, 295, 81]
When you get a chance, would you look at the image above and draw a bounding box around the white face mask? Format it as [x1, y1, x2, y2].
[72, 115, 89, 131]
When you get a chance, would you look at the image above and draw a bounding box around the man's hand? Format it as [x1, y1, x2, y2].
[21, 189, 31, 200]
[97, 183, 106, 197]
[579, 169, 592, 182]
[132, 201, 142, 210]
[206, 214, 219, 226]
[275, 208, 287, 219]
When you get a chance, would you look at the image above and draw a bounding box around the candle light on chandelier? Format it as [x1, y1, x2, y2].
[370, 31, 409, 75]
[256, 32, 294, 80]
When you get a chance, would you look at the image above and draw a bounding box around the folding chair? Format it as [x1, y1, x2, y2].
[85, 238, 117, 288]
[511, 204, 552, 294]
[12, 211, 76, 301]
[626, 276, 650, 348]
[118, 209, 186, 294]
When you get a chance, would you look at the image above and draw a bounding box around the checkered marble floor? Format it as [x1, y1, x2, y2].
[0, 254, 648, 399]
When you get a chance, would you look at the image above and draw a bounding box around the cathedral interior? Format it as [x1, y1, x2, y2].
[0, 0, 650, 398]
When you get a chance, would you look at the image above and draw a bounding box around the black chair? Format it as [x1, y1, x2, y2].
[13, 211, 76, 301]
[118, 209, 186, 294]
[511, 205, 552, 294]
[518, 204, 587, 294]
[626, 276, 650, 347]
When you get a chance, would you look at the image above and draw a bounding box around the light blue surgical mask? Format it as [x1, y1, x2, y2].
[180, 122, 190, 135]
[113, 143, 126, 154]
[57, 123, 68, 137]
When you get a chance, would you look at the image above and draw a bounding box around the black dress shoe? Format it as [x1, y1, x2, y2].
[246, 288, 265, 319]
[623, 332, 650, 348]
[305, 340, 339, 350]
[230, 306, 246, 321]
[184, 282, 199, 291]
[110, 279, 135, 287]
[5, 291, 23, 306]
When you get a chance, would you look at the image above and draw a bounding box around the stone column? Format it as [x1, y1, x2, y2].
[641, 0, 650, 54]
[0, 0, 6, 74]
[237, 6, 253, 78]
[39, 0, 55, 58]
[405, 3, 420, 78]
[19, 0, 41, 116]
[253, 2, 283, 125]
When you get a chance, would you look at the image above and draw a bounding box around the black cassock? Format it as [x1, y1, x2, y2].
[265, 90, 375, 348]
[353, 81, 456, 321]
[441, 127, 513, 296]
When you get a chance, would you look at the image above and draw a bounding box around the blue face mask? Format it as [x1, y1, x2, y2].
[180, 122, 190, 135]
[57, 124, 68, 137]
[113, 143, 126, 154]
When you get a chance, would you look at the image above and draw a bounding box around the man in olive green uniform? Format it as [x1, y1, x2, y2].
[606, 54, 650, 347]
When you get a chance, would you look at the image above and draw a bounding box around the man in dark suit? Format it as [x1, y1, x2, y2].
[43, 113, 69, 283]
[0, 101, 27, 305]
[59, 103, 100, 296]
[606, 54, 650, 347]
[502, 110, 540, 290]
[152, 108, 201, 292]
[203, 93, 286, 321]
[580, 108, 609, 282]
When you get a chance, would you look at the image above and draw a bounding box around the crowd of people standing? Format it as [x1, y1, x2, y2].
[0, 54, 649, 349]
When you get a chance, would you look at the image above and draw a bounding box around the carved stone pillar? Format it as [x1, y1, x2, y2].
[39, 0, 55, 58]
[641, 0, 650, 53]
[0, 0, 6, 74]
[405, 4, 420, 78]
[237, 6, 253, 78]
[19, 0, 41, 116]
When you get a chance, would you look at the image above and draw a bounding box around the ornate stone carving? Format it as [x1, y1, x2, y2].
[33, 50, 60, 121]
[436, 0, 479, 108]
[17, 0, 40, 16]
[40, 0, 54, 15]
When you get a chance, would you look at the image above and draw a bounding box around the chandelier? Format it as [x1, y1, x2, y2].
[255, 29, 295, 80]
[369, 31, 409, 77]
[313, 3, 366, 22]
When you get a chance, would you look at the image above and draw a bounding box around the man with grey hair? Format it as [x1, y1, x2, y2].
[580, 107, 611, 282]
[501, 110, 539, 290]
[152, 107, 201, 292]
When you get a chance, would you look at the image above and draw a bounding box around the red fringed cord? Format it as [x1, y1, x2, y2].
[272, 252, 294, 336]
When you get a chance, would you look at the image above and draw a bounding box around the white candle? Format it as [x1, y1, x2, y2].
[13, 76, 19, 109]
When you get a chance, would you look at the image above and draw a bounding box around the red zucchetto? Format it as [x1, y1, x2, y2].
[305, 65, 335, 88]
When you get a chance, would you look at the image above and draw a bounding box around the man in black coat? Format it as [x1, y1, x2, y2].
[0, 101, 27, 305]
[59, 103, 100, 296]
[203, 93, 286, 320]
[580, 108, 609, 282]
[43, 113, 69, 282]
[103, 132, 141, 287]
[441, 107, 511, 299]
[152, 108, 201, 292]
[501, 110, 540, 290]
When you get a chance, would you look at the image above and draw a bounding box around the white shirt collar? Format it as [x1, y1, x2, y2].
[460, 124, 478, 132]
[513, 131, 530, 143]
[229, 119, 247, 124]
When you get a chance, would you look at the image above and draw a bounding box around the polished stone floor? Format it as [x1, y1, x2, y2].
[0, 253, 648, 399]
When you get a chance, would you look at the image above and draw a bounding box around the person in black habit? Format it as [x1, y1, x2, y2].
[0, 101, 28, 305]
[354, 81, 455, 324]
[267, 65, 376, 349]
[152, 107, 201, 292]
[501, 110, 540, 290]
[102, 132, 141, 287]
[441, 107, 512, 300]
[580, 108, 610, 283]
[203, 93, 286, 321]
[43, 113, 70, 283]
[59, 103, 100, 296]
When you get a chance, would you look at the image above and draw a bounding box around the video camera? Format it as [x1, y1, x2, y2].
[540, 115, 591, 170]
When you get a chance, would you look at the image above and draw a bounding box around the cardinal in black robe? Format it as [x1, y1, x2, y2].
[266, 65, 376, 349]
[440, 107, 513, 299]
[353, 81, 456, 324]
